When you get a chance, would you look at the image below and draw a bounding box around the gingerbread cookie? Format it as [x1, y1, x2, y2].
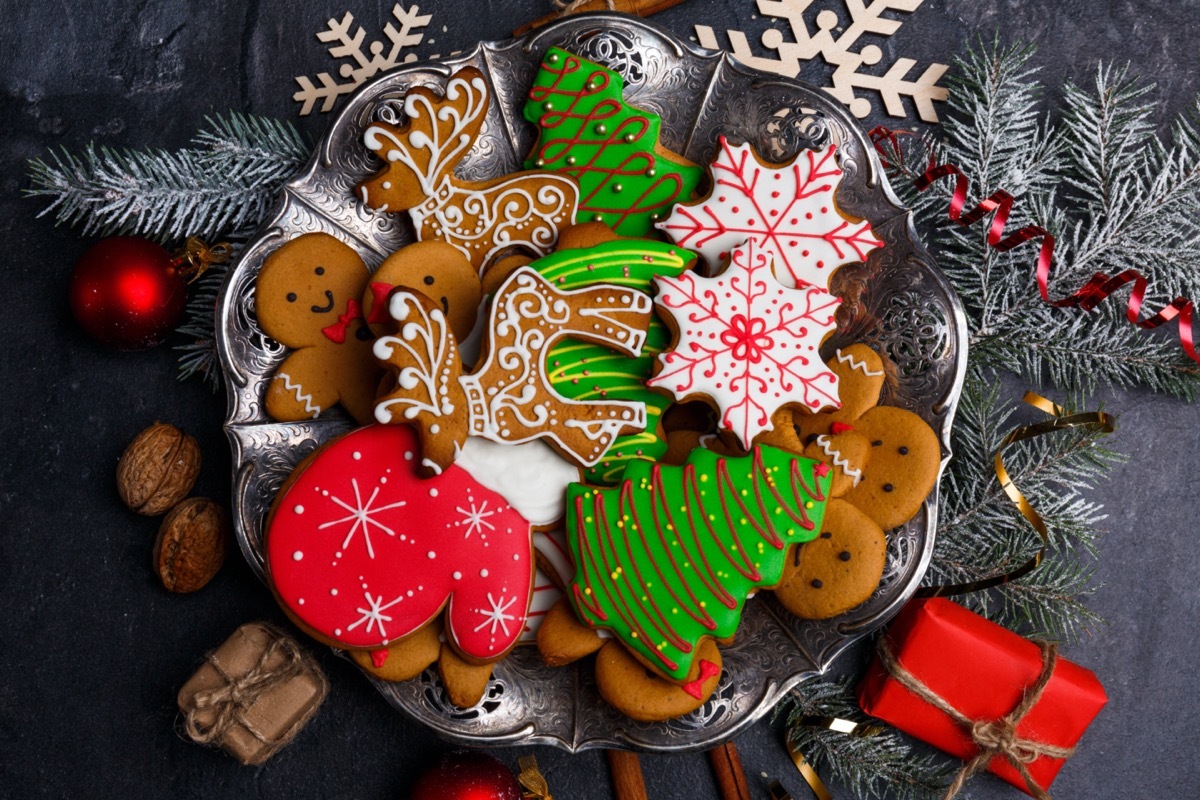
[438, 644, 494, 708]
[349, 620, 442, 682]
[265, 424, 536, 663]
[772, 499, 887, 620]
[795, 344, 887, 441]
[523, 48, 704, 237]
[648, 238, 841, 449]
[362, 240, 481, 341]
[373, 265, 653, 471]
[359, 67, 579, 274]
[803, 430, 872, 498]
[256, 232, 378, 424]
[568, 444, 831, 682]
[657, 136, 883, 289]
[536, 597, 606, 667]
[842, 405, 941, 531]
[594, 639, 722, 722]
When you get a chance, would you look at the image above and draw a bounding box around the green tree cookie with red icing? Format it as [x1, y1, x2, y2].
[522, 47, 704, 237]
[566, 443, 832, 682]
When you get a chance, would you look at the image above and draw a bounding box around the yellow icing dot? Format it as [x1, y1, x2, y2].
[700, 601, 707, 608]
[805, 501, 814, 509]
[700, 474, 709, 482]
[631, 631, 638, 638]
[740, 489, 748, 497]
[584, 587, 592, 595]
[672, 608, 679, 614]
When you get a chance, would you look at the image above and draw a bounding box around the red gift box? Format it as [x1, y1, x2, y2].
[857, 598, 1106, 796]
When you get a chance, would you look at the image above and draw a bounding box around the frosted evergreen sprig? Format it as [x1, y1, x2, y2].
[891, 38, 1200, 398]
[784, 679, 956, 800]
[25, 112, 308, 241]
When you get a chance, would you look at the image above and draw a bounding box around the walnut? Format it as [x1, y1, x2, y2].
[117, 423, 201, 515]
[154, 498, 229, 593]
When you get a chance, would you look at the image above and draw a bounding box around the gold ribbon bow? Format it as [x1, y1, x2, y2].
[174, 236, 233, 283]
[518, 755, 554, 800]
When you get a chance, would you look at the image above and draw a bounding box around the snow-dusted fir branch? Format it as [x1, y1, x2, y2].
[25, 112, 308, 241]
[887, 38, 1200, 398]
[784, 680, 955, 800]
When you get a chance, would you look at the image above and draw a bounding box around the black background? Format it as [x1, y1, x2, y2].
[3, 1, 1199, 798]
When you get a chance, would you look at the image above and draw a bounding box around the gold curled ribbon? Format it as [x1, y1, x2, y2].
[786, 715, 885, 800]
[916, 392, 1116, 598]
[174, 236, 233, 283]
[518, 754, 553, 800]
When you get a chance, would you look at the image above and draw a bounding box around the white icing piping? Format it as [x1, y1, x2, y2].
[835, 348, 884, 377]
[276, 372, 321, 416]
[815, 435, 862, 486]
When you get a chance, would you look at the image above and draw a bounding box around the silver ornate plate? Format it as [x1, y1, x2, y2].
[217, 15, 967, 753]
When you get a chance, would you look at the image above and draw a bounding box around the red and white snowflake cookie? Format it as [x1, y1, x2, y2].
[657, 137, 882, 289]
[266, 424, 535, 662]
[648, 238, 841, 449]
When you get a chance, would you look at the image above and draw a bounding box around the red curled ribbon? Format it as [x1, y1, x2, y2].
[869, 126, 1200, 365]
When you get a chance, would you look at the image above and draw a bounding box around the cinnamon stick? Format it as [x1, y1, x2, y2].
[708, 742, 752, 800]
[606, 750, 649, 800]
[513, 0, 687, 37]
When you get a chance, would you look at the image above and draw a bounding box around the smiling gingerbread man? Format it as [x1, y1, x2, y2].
[256, 232, 379, 424]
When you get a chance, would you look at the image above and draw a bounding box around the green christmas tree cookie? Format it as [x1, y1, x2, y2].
[533, 238, 697, 484]
[566, 444, 833, 682]
[523, 47, 704, 237]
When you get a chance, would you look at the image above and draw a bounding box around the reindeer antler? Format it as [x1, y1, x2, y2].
[363, 67, 489, 198]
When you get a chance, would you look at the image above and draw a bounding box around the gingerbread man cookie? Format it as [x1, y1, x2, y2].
[594, 639, 723, 722]
[362, 240, 481, 342]
[773, 499, 887, 620]
[795, 344, 887, 441]
[842, 405, 941, 531]
[257, 232, 379, 424]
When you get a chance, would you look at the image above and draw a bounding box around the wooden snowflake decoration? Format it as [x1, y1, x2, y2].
[648, 239, 840, 448]
[294, 4, 433, 115]
[695, 0, 948, 123]
[657, 137, 882, 290]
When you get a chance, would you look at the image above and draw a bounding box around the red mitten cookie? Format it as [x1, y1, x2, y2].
[265, 424, 536, 663]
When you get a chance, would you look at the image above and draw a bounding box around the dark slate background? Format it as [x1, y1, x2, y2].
[2, 1, 1198, 798]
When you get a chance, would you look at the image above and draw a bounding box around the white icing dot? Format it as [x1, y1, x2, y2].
[334, 628, 342, 635]
[336, 551, 343, 558]
[453, 571, 462, 580]
[427, 550, 437, 559]
[293, 504, 304, 514]
[380, 477, 387, 484]
[480, 568, 489, 577]
[298, 598, 305, 605]
[330, 588, 338, 596]
[429, 488, 439, 497]
[513, 553, 520, 560]
[404, 451, 414, 461]
[292, 551, 304, 561]
[407, 590, 414, 597]
[352, 451, 362, 460]
[430, 423, 441, 434]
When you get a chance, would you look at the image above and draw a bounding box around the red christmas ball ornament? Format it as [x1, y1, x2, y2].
[69, 236, 188, 350]
[409, 751, 522, 800]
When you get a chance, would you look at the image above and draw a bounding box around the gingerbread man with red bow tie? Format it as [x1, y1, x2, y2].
[256, 232, 380, 424]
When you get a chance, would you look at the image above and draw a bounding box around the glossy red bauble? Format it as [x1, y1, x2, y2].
[69, 236, 187, 350]
[409, 751, 522, 800]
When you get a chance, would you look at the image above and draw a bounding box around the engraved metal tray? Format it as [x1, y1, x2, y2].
[217, 14, 967, 753]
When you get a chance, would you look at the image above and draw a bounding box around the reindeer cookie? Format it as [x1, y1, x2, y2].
[257, 232, 379, 424]
[358, 67, 579, 275]
[373, 266, 653, 472]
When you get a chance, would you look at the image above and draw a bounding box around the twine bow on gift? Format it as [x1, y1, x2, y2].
[182, 628, 327, 754]
[876, 636, 1075, 800]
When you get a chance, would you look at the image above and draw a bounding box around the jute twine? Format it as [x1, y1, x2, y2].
[876, 636, 1076, 800]
[182, 624, 328, 762]
[553, 0, 617, 16]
